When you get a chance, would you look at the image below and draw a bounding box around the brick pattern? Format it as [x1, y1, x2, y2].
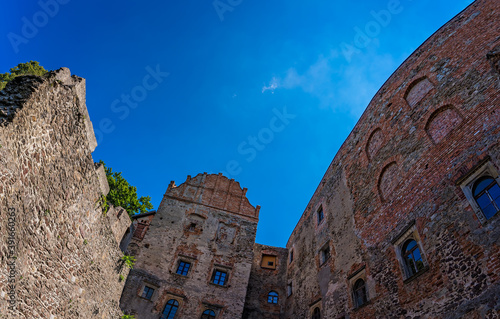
[120, 174, 259, 319]
[285, 1, 500, 318]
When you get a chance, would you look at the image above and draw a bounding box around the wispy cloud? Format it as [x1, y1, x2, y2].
[261, 77, 279, 93]
[261, 48, 400, 117]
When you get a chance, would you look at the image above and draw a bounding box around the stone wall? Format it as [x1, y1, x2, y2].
[0, 68, 130, 318]
[242, 244, 288, 319]
[285, 0, 500, 318]
[120, 173, 259, 319]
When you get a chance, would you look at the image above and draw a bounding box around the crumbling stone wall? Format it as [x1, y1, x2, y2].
[242, 244, 288, 319]
[120, 173, 260, 319]
[0, 68, 130, 318]
[286, 0, 500, 318]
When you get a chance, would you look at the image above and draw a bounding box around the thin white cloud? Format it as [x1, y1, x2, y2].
[261, 77, 279, 93]
[261, 48, 401, 117]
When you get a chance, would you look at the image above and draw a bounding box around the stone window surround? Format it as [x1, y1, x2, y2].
[261, 254, 278, 270]
[458, 160, 500, 224]
[347, 266, 371, 310]
[201, 301, 223, 317]
[318, 240, 331, 267]
[391, 221, 429, 282]
[209, 264, 232, 288]
[309, 299, 322, 318]
[172, 254, 197, 278]
[138, 281, 159, 302]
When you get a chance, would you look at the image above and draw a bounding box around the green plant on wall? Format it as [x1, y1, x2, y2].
[121, 255, 136, 269]
[0, 61, 48, 90]
[99, 160, 153, 218]
[121, 315, 135, 319]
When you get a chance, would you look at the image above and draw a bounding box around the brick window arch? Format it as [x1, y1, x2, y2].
[201, 309, 216, 319]
[472, 176, 500, 220]
[161, 299, 179, 319]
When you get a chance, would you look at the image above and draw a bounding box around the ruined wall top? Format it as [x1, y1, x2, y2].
[165, 172, 260, 220]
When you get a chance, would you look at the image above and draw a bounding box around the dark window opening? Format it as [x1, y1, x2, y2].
[141, 286, 154, 300]
[289, 251, 294, 263]
[201, 309, 216, 319]
[317, 207, 324, 224]
[402, 239, 424, 277]
[312, 307, 321, 319]
[267, 291, 278, 304]
[353, 279, 367, 308]
[176, 261, 191, 276]
[473, 176, 500, 219]
[211, 270, 227, 286]
[161, 299, 179, 319]
[320, 245, 330, 265]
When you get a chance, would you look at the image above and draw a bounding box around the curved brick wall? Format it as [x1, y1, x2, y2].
[285, 0, 500, 318]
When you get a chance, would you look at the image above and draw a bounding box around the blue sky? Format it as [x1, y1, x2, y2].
[1, 0, 474, 247]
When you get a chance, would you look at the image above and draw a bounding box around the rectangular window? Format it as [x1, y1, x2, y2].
[317, 207, 324, 224]
[261, 255, 277, 269]
[289, 250, 294, 263]
[176, 261, 191, 276]
[141, 286, 155, 300]
[320, 245, 330, 265]
[287, 282, 293, 296]
[211, 270, 227, 286]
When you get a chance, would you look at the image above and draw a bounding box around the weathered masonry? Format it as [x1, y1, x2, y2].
[0, 68, 130, 318]
[284, 0, 500, 317]
[120, 173, 260, 319]
[120, 0, 499, 318]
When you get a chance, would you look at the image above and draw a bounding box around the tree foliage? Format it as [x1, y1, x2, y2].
[0, 61, 48, 90]
[100, 161, 153, 218]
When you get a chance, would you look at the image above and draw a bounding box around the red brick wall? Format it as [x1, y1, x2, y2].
[285, 0, 500, 318]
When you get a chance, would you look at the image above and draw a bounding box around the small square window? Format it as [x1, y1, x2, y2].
[176, 261, 191, 276]
[211, 270, 227, 286]
[261, 255, 277, 270]
[317, 207, 324, 224]
[141, 286, 155, 300]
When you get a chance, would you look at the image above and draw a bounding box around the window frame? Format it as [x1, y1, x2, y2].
[318, 241, 331, 267]
[459, 161, 500, 224]
[201, 309, 216, 319]
[140, 285, 155, 300]
[311, 306, 321, 319]
[267, 291, 279, 304]
[392, 222, 429, 282]
[352, 278, 368, 309]
[317, 206, 324, 225]
[161, 299, 180, 319]
[175, 260, 192, 277]
[210, 269, 229, 287]
[261, 254, 277, 270]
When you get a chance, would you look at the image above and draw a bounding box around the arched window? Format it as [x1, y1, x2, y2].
[473, 176, 500, 219]
[312, 307, 321, 319]
[161, 299, 179, 319]
[267, 291, 278, 304]
[201, 309, 216, 319]
[402, 239, 424, 277]
[353, 279, 367, 308]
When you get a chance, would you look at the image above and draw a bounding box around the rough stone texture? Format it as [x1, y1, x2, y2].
[120, 173, 259, 319]
[285, 0, 500, 318]
[0, 69, 130, 318]
[242, 244, 288, 319]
